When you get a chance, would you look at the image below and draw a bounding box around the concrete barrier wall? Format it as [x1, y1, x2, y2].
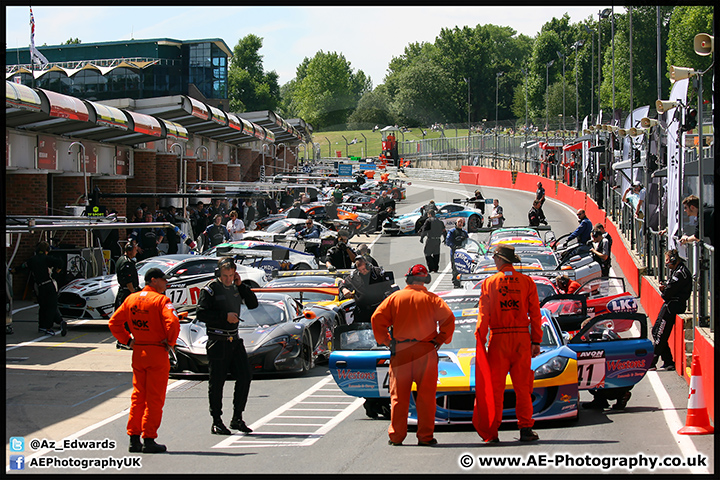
[455, 165, 713, 423]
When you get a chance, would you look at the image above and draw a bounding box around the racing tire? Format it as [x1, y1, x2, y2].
[468, 215, 482, 233]
[363, 398, 391, 419]
[294, 263, 312, 271]
[299, 333, 314, 374]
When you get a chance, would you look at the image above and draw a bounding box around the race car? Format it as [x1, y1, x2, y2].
[329, 292, 653, 425]
[57, 254, 266, 320]
[204, 240, 319, 281]
[171, 288, 350, 375]
[382, 201, 485, 236]
[540, 276, 639, 332]
[455, 241, 601, 286]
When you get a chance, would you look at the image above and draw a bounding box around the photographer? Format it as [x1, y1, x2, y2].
[340, 256, 391, 324]
[325, 229, 356, 270]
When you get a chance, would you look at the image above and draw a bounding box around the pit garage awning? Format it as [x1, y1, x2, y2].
[5, 81, 169, 145]
[538, 141, 564, 150]
[239, 110, 301, 144]
[562, 142, 583, 152]
[124, 95, 261, 145]
[288, 118, 312, 143]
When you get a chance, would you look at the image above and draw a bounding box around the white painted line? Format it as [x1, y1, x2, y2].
[6, 319, 93, 352]
[12, 304, 38, 313]
[212, 375, 364, 449]
[266, 423, 327, 427]
[646, 371, 710, 474]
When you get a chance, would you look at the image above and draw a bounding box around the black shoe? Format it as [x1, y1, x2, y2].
[662, 364, 675, 371]
[418, 438, 438, 446]
[229, 418, 253, 434]
[388, 439, 402, 446]
[128, 435, 142, 453]
[519, 428, 539, 442]
[485, 437, 500, 444]
[612, 391, 632, 410]
[38, 328, 55, 336]
[60, 320, 68, 337]
[211, 419, 231, 435]
[142, 438, 167, 453]
[581, 399, 609, 410]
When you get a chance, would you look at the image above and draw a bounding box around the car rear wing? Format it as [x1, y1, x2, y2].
[272, 269, 354, 279]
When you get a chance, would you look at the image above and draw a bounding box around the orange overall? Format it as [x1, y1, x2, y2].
[109, 286, 180, 439]
[372, 284, 455, 443]
[475, 264, 542, 438]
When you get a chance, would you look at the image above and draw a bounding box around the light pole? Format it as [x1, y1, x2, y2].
[611, 6, 616, 113]
[464, 77, 471, 132]
[556, 51, 566, 131]
[598, 8, 612, 115]
[583, 24, 595, 121]
[545, 60, 554, 138]
[520, 67, 529, 165]
[571, 40, 584, 132]
[495, 71, 503, 159]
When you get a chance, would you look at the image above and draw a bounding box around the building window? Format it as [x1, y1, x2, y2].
[188, 42, 227, 99]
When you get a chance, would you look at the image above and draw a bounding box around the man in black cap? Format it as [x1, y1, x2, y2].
[196, 257, 259, 435]
[114, 241, 140, 310]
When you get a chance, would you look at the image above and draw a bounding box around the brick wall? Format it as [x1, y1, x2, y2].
[213, 163, 228, 182]
[156, 153, 179, 193]
[228, 164, 242, 181]
[127, 151, 157, 194]
[51, 176, 87, 249]
[6, 173, 47, 297]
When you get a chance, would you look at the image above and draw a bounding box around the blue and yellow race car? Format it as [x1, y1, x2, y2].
[329, 289, 652, 424]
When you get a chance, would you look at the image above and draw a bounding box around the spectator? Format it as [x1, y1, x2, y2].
[295, 219, 321, 258]
[340, 256, 390, 324]
[622, 181, 646, 219]
[419, 209, 445, 273]
[325, 229, 356, 270]
[445, 219, 469, 288]
[227, 210, 246, 241]
[567, 209, 592, 245]
[132, 212, 165, 261]
[356, 243, 378, 267]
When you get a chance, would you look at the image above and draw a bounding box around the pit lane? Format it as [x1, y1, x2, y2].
[5, 179, 714, 474]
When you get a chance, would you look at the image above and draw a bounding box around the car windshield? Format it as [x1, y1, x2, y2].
[447, 316, 559, 350]
[266, 220, 294, 233]
[239, 300, 287, 327]
[136, 258, 176, 276]
[442, 295, 480, 311]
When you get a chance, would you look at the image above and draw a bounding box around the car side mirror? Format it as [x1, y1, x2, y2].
[545, 231, 556, 244]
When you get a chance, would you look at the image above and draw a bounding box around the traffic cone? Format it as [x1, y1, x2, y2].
[677, 354, 714, 435]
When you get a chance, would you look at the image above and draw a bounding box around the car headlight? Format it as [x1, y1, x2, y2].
[85, 287, 111, 296]
[534, 356, 569, 379]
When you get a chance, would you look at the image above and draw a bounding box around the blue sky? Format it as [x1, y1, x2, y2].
[6, 6, 610, 87]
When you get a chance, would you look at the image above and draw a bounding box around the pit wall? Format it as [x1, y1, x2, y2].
[460, 165, 714, 424]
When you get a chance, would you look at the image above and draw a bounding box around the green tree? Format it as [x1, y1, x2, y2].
[228, 34, 280, 112]
[61, 37, 81, 45]
[667, 5, 713, 104]
[347, 84, 395, 128]
[292, 51, 370, 130]
[390, 58, 455, 125]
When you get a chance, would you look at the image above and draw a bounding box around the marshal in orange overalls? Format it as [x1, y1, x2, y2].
[475, 263, 542, 439]
[372, 284, 455, 444]
[109, 285, 180, 440]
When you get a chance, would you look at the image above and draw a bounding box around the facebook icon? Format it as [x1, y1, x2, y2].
[10, 455, 25, 470]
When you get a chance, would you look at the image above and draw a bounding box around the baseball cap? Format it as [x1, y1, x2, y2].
[632, 180, 642, 187]
[406, 264, 431, 283]
[144, 268, 168, 283]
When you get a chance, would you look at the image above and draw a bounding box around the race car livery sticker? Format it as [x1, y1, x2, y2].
[606, 297, 637, 313]
[577, 350, 605, 389]
[375, 358, 390, 397]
